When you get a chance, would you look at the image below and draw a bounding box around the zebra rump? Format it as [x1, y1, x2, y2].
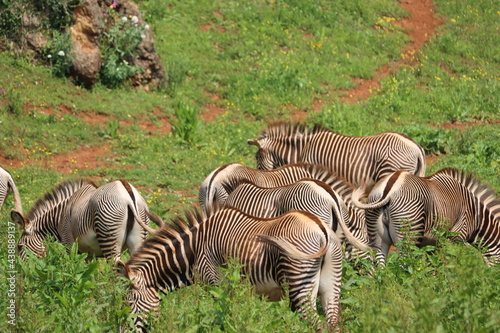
[0, 165, 23, 213]
[12, 178, 154, 263]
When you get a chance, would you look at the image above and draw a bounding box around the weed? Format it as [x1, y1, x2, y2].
[170, 100, 202, 144]
[2, 85, 23, 116]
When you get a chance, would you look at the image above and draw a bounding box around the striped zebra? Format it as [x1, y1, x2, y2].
[223, 179, 370, 255]
[12, 179, 154, 262]
[351, 168, 500, 266]
[248, 122, 426, 188]
[199, 162, 370, 261]
[0, 166, 22, 214]
[120, 207, 344, 332]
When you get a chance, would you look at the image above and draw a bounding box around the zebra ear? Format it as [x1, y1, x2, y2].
[11, 210, 28, 229]
[117, 260, 134, 280]
[247, 139, 261, 148]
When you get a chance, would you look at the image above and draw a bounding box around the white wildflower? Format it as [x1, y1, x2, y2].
[140, 33, 146, 39]
[144, 24, 150, 30]
[47, 54, 52, 59]
[122, 16, 128, 22]
[57, 50, 65, 56]
[131, 16, 139, 24]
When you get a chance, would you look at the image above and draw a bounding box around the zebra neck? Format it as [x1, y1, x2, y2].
[133, 227, 198, 294]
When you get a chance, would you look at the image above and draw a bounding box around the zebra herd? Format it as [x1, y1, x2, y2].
[2, 121, 499, 332]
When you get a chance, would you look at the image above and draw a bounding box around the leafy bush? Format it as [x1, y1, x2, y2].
[400, 125, 458, 155]
[340, 230, 500, 332]
[171, 100, 202, 144]
[43, 31, 74, 78]
[99, 11, 145, 88]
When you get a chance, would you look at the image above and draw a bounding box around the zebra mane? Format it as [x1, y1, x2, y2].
[434, 167, 499, 213]
[259, 121, 329, 139]
[26, 178, 96, 221]
[127, 208, 204, 268]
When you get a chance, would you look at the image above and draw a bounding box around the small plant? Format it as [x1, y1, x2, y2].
[99, 119, 120, 139]
[33, 0, 84, 30]
[171, 100, 202, 144]
[99, 7, 146, 88]
[2, 85, 23, 115]
[18, 241, 134, 332]
[44, 31, 74, 78]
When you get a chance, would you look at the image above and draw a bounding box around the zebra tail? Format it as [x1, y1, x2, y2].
[129, 203, 157, 234]
[7, 174, 23, 215]
[416, 148, 427, 177]
[351, 182, 391, 210]
[333, 204, 371, 253]
[146, 211, 165, 229]
[256, 234, 327, 260]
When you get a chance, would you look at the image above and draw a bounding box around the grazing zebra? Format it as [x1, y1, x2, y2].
[351, 168, 500, 266]
[199, 162, 370, 260]
[223, 179, 370, 254]
[12, 179, 154, 262]
[248, 122, 426, 188]
[120, 207, 344, 332]
[0, 166, 22, 214]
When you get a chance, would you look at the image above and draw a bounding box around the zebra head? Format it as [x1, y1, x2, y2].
[11, 210, 46, 260]
[119, 261, 161, 332]
[248, 138, 288, 170]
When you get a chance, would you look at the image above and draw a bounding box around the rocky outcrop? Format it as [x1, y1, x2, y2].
[70, 0, 104, 86]
[11, 0, 165, 89]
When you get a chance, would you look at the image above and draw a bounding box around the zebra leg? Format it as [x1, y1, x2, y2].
[95, 209, 127, 264]
[279, 257, 324, 329]
[318, 237, 343, 329]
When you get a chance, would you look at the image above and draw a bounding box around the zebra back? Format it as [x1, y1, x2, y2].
[434, 168, 499, 209]
[249, 121, 426, 186]
[24, 178, 96, 227]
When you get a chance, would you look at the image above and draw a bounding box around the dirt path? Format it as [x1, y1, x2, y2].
[292, 0, 442, 120]
[2, 0, 442, 173]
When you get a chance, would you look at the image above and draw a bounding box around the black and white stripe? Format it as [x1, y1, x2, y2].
[248, 122, 426, 188]
[223, 178, 370, 256]
[199, 162, 369, 261]
[121, 207, 343, 332]
[12, 179, 153, 263]
[351, 167, 500, 266]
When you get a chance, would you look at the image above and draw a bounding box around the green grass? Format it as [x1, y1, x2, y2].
[0, 0, 499, 331]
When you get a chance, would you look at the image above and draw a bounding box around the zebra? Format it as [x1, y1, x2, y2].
[119, 207, 344, 332]
[248, 122, 426, 188]
[223, 178, 370, 255]
[199, 162, 370, 261]
[12, 179, 155, 262]
[0, 166, 22, 214]
[351, 167, 500, 266]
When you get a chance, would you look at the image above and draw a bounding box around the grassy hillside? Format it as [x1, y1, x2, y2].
[0, 0, 499, 331]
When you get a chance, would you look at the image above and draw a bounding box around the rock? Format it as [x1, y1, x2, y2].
[70, 0, 104, 86]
